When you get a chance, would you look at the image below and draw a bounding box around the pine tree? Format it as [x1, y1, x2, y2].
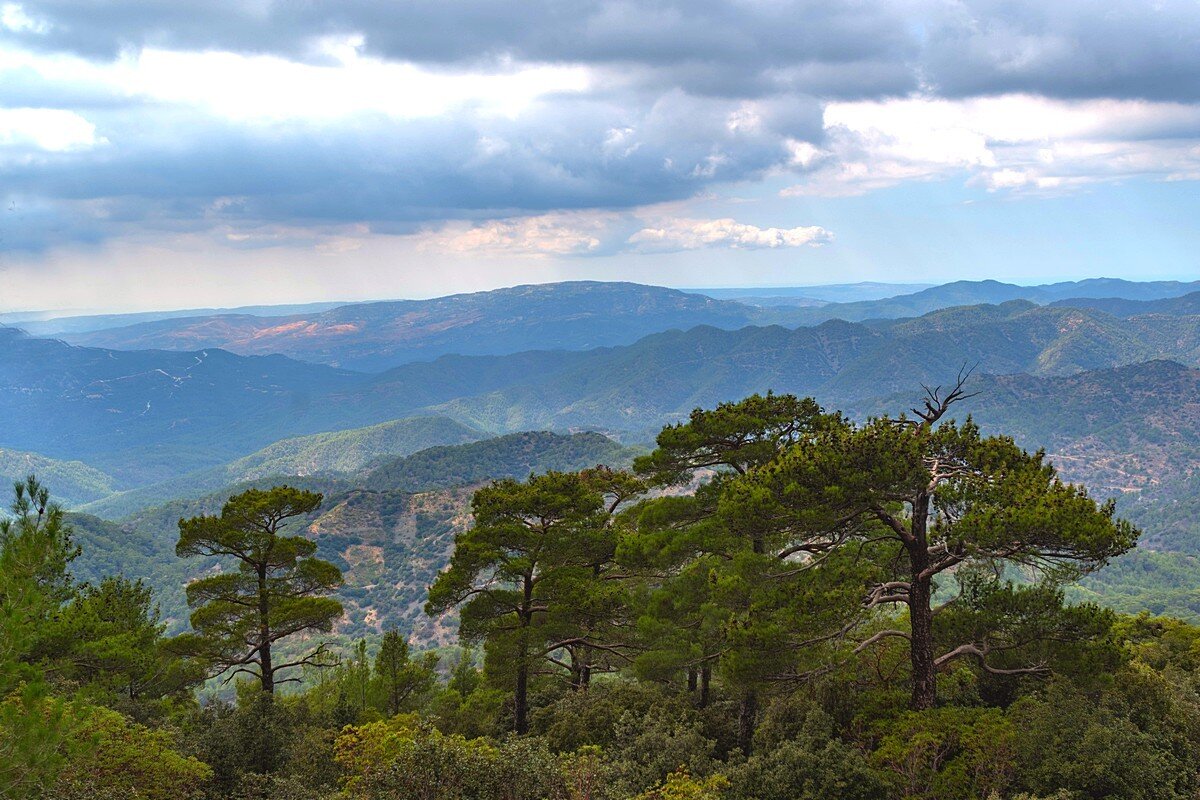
[626, 394, 847, 754]
[174, 486, 344, 694]
[727, 378, 1138, 709]
[426, 471, 634, 734]
[0, 476, 78, 799]
[373, 628, 437, 716]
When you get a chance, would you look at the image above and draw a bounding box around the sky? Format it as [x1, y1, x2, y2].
[1, 0, 1199, 312]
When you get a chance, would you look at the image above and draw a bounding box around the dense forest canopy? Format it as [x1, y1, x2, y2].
[6, 390, 1200, 800]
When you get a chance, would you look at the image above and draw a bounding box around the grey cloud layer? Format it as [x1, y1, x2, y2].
[11, 0, 1200, 100]
[10, 1, 919, 98]
[5, 0, 1200, 254]
[1, 92, 823, 249]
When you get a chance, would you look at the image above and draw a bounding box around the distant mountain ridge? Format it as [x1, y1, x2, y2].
[41, 279, 1200, 373]
[424, 301, 1200, 436]
[0, 327, 365, 484]
[9, 298, 1200, 487]
[688, 282, 934, 304]
[1049, 290, 1200, 318]
[746, 278, 1200, 324]
[3, 300, 350, 336]
[79, 416, 484, 517]
[50, 282, 793, 372]
[0, 448, 118, 507]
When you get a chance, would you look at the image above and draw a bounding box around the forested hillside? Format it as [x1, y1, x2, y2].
[15, 295, 1200, 492]
[0, 448, 117, 507]
[13, 388, 1200, 800]
[80, 416, 484, 518]
[69, 431, 637, 635]
[11, 280, 1200, 799]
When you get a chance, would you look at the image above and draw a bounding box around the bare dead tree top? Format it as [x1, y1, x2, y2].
[911, 362, 981, 426]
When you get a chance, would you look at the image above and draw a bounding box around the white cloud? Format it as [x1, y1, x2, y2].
[410, 211, 833, 257]
[0, 107, 97, 151]
[418, 213, 615, 256]
[628, 218, 832, 252]
[782, 94, 1200, 197]
[128, 47, 592, 122]
[0, 42, 592, 124]
[0, 3, 46, 34]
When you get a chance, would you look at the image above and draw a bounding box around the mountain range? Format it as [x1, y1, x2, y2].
[62, 356, 1200, 642]
[10, 292, 1200, 489]
[9, 277, 1200, 635]
[43, 282, 789, 372]
[25, 278, 1200, 374]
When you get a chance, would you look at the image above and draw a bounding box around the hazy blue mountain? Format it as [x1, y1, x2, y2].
[1049, 290, 1200, 318]
[1037, 278, 1200, 302]
[79, 416, 484, 518]
[51, 282, 798, 372]
[426, 302, 1200, 437]
[692, 282, 934, 303]
[9, 299, 1200, 486]
[764, 278, 1200, 325]
[701, 278, 1200, 322]
[0, 448, 118, 507]
[0, 326, 609, 486]
[0, 328, 366, 484]
[38, 279, 1200, 375]
[6, 300, 351, 336]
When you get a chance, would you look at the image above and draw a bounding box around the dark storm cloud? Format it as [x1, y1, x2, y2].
[10, 1, 1200, 101]
[7, 0, 922, 98]
[0, 91, 822, 248]
[5, 0, 1200, 255]
[922, 0, 1200, 101]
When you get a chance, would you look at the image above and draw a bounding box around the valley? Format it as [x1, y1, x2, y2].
[9, 278, 1200, 643]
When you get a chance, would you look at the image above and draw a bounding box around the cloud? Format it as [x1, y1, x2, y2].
[0, 106, 96, 150]
[627, 218, 832, 252]
[781, 94, 1200, 197]
[2, 0, 1200, 262]
[407, 211, 832, 257]
[0, 65, 819, 250]
[10, 1, 1200, 104]
[3, 1, 920, 98]
[418, 213, 615, 256]
[921, 0, 1200, 101]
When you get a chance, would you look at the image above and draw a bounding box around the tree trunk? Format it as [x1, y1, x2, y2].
[736, 534, 765, 749]
[252, 691, 277, 776]
[580, 662, 591, 689]
[257, 565, 274, 694]
[907, 495, 935, 711]
[569, 648, 583, 690]
[908, 575, 935, 710]
[515, 660, 529, 734]
[737, 690, 758, 756]
[687, 667, 697, 693]
[259, 641, 274, 694]
[515, 573, 533, 734]
[698, 665, 711, 708]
